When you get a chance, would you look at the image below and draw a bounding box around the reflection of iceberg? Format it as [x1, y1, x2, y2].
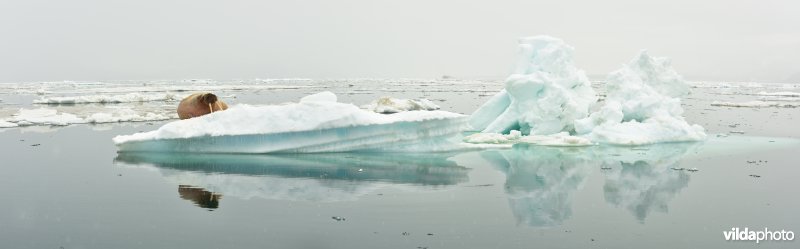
[115, 152, 470, 202]
[114, 92, 468, 153]
[481, 145, 594, 227]
[481, 142, 701, 227]
[597, 143, 700, 222]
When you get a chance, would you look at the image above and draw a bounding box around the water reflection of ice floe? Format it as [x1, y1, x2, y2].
[481, 142, 701, 227]
[481, 145, 594, 227]
[114, 152, 470, 204]
[598, 142, 701, 223]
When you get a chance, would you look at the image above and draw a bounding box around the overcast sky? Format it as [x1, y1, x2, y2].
[1, 0, 798, 82]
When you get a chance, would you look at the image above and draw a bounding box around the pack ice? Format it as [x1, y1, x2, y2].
[469, 36, 706, 145]
[114, 92, 468, 153]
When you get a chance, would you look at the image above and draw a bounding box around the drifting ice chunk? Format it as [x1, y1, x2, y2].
[711, 101, 800, 108]
[0, 120, 18, 128]
[469, 36, 597, 135]
[85, 109, 174, 123]
[575, 51, 706, 145]
[518, 132, 593, 146]
[10, 108, 84, 126]
[756, 91, 800, 97]
[33, 92, 183, 104]
[363, 96, 440, 114]
[114, 93, 468, 153]
[300, 91, 337, 103]
[3, 107, 174, 127]
[463, 130, 522, 144]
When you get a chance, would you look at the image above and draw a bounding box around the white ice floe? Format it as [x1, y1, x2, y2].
[0, 120, 18, 128]
[755, 91, 800, 97]
[114, 92, 468, 153]
[574, 51, 706, 145]
[3, 108, 176, 127]
[463, 130, 522, 144]
[33, 92, 184, 104]
[85, 109, 174, 123]
[518, 132, 594, 146]
[469, 36, 597, 135]
[9, 108, 84, 126]
[299, 91, 337, 103]
[463, 130, 592, 146]
[711, 101, 800, 108]
[362, 96, 440, 114]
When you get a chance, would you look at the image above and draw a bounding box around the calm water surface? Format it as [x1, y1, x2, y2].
[2, 80, 799, 248]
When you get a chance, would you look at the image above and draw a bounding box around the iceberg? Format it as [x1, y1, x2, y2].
[468, 36, 597, 135]
[470, 36, 706, 146]
[114, 92, 469, 153]
[575, 51, 707, 145]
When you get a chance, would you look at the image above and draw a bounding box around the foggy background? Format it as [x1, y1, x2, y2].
[1, 0, 798, 83]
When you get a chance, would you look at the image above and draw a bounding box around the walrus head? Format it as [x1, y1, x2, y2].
[199, 93, 218, 105]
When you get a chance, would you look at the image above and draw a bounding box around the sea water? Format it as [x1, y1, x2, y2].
[1, 78, 799, 249]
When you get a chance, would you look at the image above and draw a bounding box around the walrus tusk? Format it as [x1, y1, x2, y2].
[209, 103, 213, 113]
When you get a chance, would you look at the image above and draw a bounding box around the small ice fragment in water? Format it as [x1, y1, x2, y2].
[730, 131, 746, 134]
[670, 167, 685, 171]
[332, 216, 346, 221]
[362, 97, 440, 113]
[687, 168, 699, 172]
[462, 130, 522, 144]
[749, 174, 761, 178]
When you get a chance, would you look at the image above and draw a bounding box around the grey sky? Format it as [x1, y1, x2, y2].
[1, 0, 798, 82]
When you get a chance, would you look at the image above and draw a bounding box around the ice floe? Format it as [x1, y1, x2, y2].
[1, 107, 175, 127]
[8, 108, 84, 126]
[0, 120, 17, 128]
[113, 92, 468, 153]
[362, 97, 440, 114]
[755, 91, 800, 97]
[33, 92, 184, 104]
[711, 101, 800, 108]
[463, 130, 592, 146]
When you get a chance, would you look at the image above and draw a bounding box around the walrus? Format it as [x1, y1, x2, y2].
[177, 92, 228, 119]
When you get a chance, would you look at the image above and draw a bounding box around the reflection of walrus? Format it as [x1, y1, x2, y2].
[177, 93, 228, 119]
[178, 185, 222, 209]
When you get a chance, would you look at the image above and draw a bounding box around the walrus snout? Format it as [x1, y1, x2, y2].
[199, 93, 218, 105]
